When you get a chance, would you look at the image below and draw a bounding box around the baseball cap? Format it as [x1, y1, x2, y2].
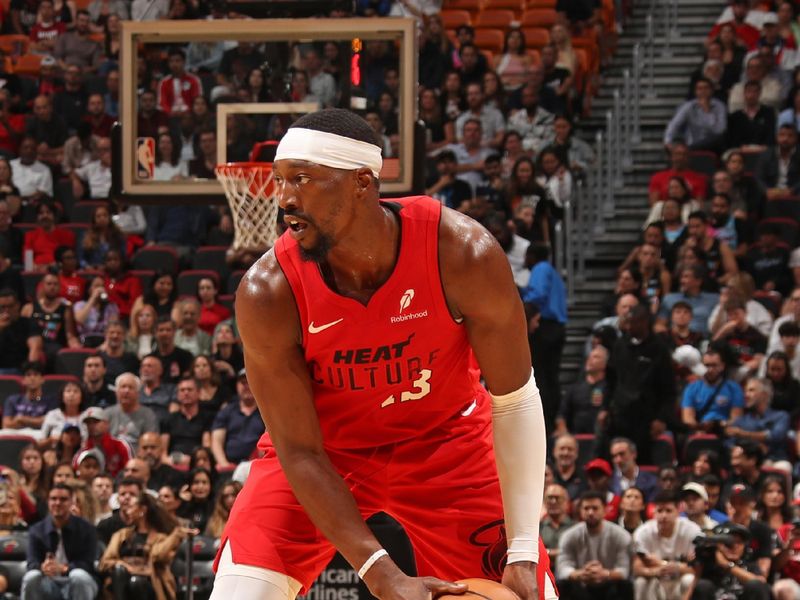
[761, 12, 778, 25]
[61, 423, 81, 435]
[673, 345, 706, 376]
[729, 483, 756, 503]
[584, 458, 612, 477]
[81, 407, 107, 422]
[680, 482, 708, 502]
[76, 448, 105, 472]
[713, 522, 751, 543]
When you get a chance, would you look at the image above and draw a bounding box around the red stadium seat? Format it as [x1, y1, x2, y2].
[474, 9, 516, 29]
[176, 270, 220, 298]
[683, 433, 723, 464]
[473, 28, 506, 53]
[521, 8, 558, 28]
[521, 27, 550, 48]
[55, 348, 97, 378]
[132, 246, 179, 274]
[42, 375, 79, 398]
[440, 9, 472, 29]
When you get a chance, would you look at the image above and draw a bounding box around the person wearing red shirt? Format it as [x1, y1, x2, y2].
[708, 1, 761, 50]
[157, 48, 201, 116]
[102, 248, 142, 321]
[29, 0, 65, 54]
[649, 142, 708, 203]
[55, 246, 85, 304]
[0, 89, 24, 156]
[23, 202, 75, 270]
[197, 276, 230, 335]
[82, 93, 115, 138]
[75, 407, 132, 477]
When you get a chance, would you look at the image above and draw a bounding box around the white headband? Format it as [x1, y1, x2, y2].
[274, 127, 383, 178]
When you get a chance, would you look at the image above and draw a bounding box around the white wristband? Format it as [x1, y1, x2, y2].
[357, 549, 388, 579]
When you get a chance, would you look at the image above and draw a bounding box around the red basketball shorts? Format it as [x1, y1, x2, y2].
[215, 405, 558, 599]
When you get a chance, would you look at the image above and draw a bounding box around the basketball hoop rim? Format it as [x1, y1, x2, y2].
[215, 162, 274, 175]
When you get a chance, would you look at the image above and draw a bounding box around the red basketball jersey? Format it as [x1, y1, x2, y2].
[274, 196, 490, 450]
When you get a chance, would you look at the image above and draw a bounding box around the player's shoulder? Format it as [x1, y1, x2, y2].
[438, 203, 505, 271]
[236, 247, 292, 311]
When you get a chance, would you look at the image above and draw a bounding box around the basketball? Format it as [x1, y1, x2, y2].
[438, 579, 521, 600]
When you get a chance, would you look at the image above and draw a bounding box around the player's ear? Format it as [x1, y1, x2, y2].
[355, 168, 373, 192]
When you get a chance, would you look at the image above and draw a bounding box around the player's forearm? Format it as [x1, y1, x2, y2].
[280, 450, 404, 591]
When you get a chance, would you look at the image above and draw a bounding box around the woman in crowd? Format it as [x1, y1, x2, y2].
[0, 157, 21, 218]
[79, 204, 126, 269]
[419, 87, 454, 157]
[599, 267, 643, 317]
[757, 476, 792, 533]
[618, 487, 647, 535]
[646, 176, 700, 227]
[289, 70, 318, 104]
[634, 242, 671, 306]
[74, 275, 120, 347]
[54, 0, 76, 25]
[177, 467, 215, 533]
[418, 15, 452, 91]
[100, 491, 197, 600]
[196, 277, 230, 336]
[691, 449, 723, 480]
[724, 149, 765, 220]
[40, 381, 87, 451]
[550, 23, 577, 75]
[157, 485, 184, 525]
[501, 130, 529, 179]
[131, 271, 179, 321]
[154, 133, 186, 181]
[45, 426, 82, 469]
[778, 87, 800, 132]
[18, 444, 47, 520]
[536, 147, 572, 211]
[715, 23, 746, 86]
[50, 462, 76, 488]
[377, 91, 398, 137]
[243, 67, 270, 103]
[660, 197, 688, 263]
[87, 0, 128, 31]
[205, 480, 242, 539]
[764, 351, 800, 417]
[211, 323, 243, 387]
[194, 353, 232, 411]
[440, 70, 466, 121]
[103, 13, 122, 65]
[777, 2, 800, 48]
[126, 303, 158, 359]
[494, 28, 532, 93]
[504, 156, 554, 244]
[191, 96, 215, 132]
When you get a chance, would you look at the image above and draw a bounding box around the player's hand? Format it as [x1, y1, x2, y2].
[501, 561, 538, 600]
[369, 573, 466, 600]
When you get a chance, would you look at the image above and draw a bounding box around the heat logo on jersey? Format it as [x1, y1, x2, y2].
[391, 288, 428, 324]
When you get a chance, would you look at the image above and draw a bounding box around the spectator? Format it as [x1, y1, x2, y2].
[74, 276, 119, 348]
[617, 487, 647, 535]
[177, 466, 214, 532]
[98, 491, 193, 600]
[119, 457, 151, 492]
[551, 434, 587, 500]
[138, 354, 174, 419]
[763, 349, 800, 414]
[649, 142, 708, 203]
[757, 475, 791, 532]
[70, 138, 112, 203]
[78, 353, 113, 408]
[106, 372, 158, 450]
[709, 274, 773, 339]
[504, 157, 554, 243]
[136, 89, 169, 140]
[102, 249, 142, 321]
[191, 354, 231, 418]
[726, 483, 774, 578]
[152, 132, 186, 182]
[609, 437, 659, 502]
[95, 476, 144, 545]
[493, 28, 533, 93]
[156, 48, 201, 117]
[551, 114, 595, 174]
[657, 265, 720, 336]
[136, 432, 182, 492]
[40, 381, 86, 448]
[725, 443, 768, 500]
[12, 136, 54, 208]
[195, 277, 230, 337]
[726, 80, 776, 151]
[21, 483, 97, 600]
[97, 320, 140, 381]
[456, 42, 487, 88]
[539, 44, 573, 116]
[664, 78, 727, 151]
[445, 118, 492, 194]
[210, 322, 242, 385]
[681, 347, 744, 432]
[161, 377, 211, 465]
[536, 147, 572, 212]
[174, 297, 211, 357]
[708, 192, 753, 258]
[131, 271, 178, 321]
[2, 361, 57, 430]
[777, 86, 800, 131]
[74, 448, 103, 485]
[684, 210, 739, 289]
[187, 128, 216, 179]
[455, 82, 505, 149]
[755, 124, 800, 199]
[300, 47, 336, 108]
[205, 480, 242, 539]
[632, 490, 701, 600]
[713, 296, 768, 380]
[54, 9, 101, 71]
[602, 305, 675, 465]
[521, 243, 567, 429]
[77, 406, 131, 477]
[0, 199, 23, 265]
[0, 288, 43, 374]
[25, 95, 68, 169]
[658, 301, 704, 352]
[557, 346, 608, 435]
[126, 303, 157, 360]
[747, 223, 793, 296]
[768, 288, 800, 354]
[80, 93, 114, 139]
[21, 271, 80, 361]
[556, 490, 633, 600]
[729, 54, 785, 112]
[29, 1, 65, 54]
[484, 213, 530, 288]
[92, 473, 113, 523]
[584, 459, 621, 521]
[507, 83, 555, 155]
[150, 316, 193, 383]
[54, 246, 84, 305]
[680, 481, 719, 531]
[210, 368, 264, 467]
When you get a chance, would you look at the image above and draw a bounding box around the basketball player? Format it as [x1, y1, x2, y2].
[210, 109, 557, 600]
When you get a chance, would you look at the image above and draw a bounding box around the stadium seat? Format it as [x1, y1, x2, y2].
[0, 532, 28, 596]
[172, 536, 218, 600]
[132, 246, 179, 274]
[0, 35, 29, 57]
[687, 150, 719, 177]
[54, 348, 97, 378]
[192, 246, 230, 282]
[227, 270, 246, 295]
[0, 435, 36, 471]
[12, 53, 42, 76]
[521, 27, 550, 48]
[527, 0, 556, 7]
[473, 28, 505, 53]
[443, 0, 483, 12]
[759, 217, 800, 248]
[440, 9, 472, 29]
[176, 270, 220, 298]
[76, 269, 103, 285]
[0, 375, 22, 401]
[70, 200, 107, 223]
[764, 197, 800, 221]
[42, 374, 79, 399]
[475, 9, 516, 29]
[650, 434, 677, 467]
[218, 294, 235, 313]
[526, 48, 541, 64]
[521, 8, 558, 28]
[683, 433, 723, 465]
[573, 433, 596, 470]
[130, 269, 155, 292]
[742, 149, 766, 173]
[20, 271, 43, 303]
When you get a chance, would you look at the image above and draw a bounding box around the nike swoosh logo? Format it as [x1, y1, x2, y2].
[308, 318, 344, 334]
[461, 399, 477, 417]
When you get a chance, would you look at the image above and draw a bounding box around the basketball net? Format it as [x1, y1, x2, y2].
[215, 162, 279, 251]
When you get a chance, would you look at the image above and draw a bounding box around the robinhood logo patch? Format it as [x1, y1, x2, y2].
[392, 289, 427, 323]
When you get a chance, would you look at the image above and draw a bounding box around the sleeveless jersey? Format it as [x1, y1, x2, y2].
[31, 299, 68, 346]
[275, 196, 489, 450]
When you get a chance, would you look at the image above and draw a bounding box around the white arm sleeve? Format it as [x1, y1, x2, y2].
[490, 368, 546, 565]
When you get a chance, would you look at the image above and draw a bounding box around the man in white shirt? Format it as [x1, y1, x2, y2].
[632, 490, 703, 600]
[303, 48, 337, 108]
[447, 118, 492, 194]
[10, 135, 53, 202]
[507, 83, 555, 154]
[455, 82, 506, 150]
[71, 136, 112, 200]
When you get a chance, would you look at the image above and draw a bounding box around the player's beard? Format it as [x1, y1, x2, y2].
[299, 230, 334, 263]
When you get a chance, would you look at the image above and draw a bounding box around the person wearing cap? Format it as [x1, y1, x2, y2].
[76, 406, 131, 477]
[681, 348, 744, 433]
[688, 521, 771, 600]
[210, 368, 264, 469]
[681, 482, 719, 532]
[556, 490, 633, 600]
[74, 448, 103, 484]
[584, 458, 621, 522]
[727, 482, 775, 579]
[632, 490, 702, 600]
[2, 360, 58, 430]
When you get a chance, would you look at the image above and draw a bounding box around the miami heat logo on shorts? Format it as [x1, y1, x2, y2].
[468, 519, 508, 579]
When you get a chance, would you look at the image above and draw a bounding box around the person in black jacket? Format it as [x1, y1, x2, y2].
[599, 304, 676, 465]
[21, 483, 98, 600]
[726, 80, 776, 150]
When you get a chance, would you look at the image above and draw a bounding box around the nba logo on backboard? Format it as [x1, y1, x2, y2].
[136, 137, 155, 179]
